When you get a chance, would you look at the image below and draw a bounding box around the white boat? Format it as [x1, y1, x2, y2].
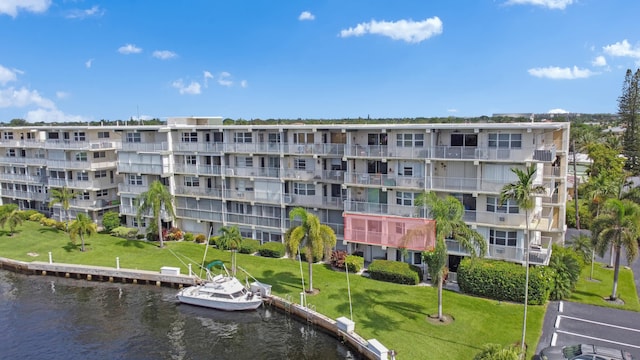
[176, 260, 271, 311]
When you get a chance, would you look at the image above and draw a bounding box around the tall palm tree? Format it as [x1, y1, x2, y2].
[49, 186, 76, 232]
[0, 204, 23, 236]
[591, 198, 640, 300]
[285, 207, 336, 293]
[69, 213, 97, 252]
[499, 164, 547, 355]
[137, 180, 175, 248]
[410, 191, 486, 321]
[218, 225, 243, 276]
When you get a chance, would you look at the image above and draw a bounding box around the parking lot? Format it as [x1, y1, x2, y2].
[536, 301, 640, 359]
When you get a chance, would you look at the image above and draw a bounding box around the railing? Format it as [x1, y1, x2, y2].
[0, 173, 43, 183]
[41, 140, 118, 150]
[344, 200, 418, 217]
[174, 187, 223, 198]
[120, 141, 169, 152]
[173, 142, 224, 153]
[47, 159, 117, 170]
[0, 189, 47, 201]
[281, 168, 320, 181]
[118, 183, 150, 194]
[226, 213, 281, 228]
[174, 164, 222, 176]
[175, 208, 223, 222]
[321, 170, 345, 182]
[48, 178, 94, 189]
[117, 163, 169, 175]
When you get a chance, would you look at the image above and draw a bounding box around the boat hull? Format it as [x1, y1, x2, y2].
[177, 287, 263, 311]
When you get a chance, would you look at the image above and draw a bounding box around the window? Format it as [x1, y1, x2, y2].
[93, 151, 106, 159]
[399, 166, 413, 176]
[268, 133, 281, 143]
[234, 132, 252, 143]
[184, 176, 200, 187]
[396, 133, 424, 147]
[396, 191, 417, 206]
[6, 149, 15, 157]
[128, 175, 142, 185]
[294, 158, 306, 170]
[395, 222, 405, 234]
[489, 229, 517, 246]
[486, 196, 519, 213]
[182, 132, 198, 142]
[185, 155, 197, 165]
[96, 189, 108, 197]
[76, 172, 89, 181]
[294, 133, 314, 144]
[413, 252, 422, 265]
[75, 152, 88, 161]
[126, 133, 141, 143]
[132, 217, 146, 227]
[293, 183, 315, 195]
[236, 157, 253, 167]
[488, 133, 522, 149]
[48, 132, 59, 140]
[95, 170, 107, 179]
[74, 132, 86, 141]
[450, 133, 477, 147]
[3, 132, 13, 140]
[80, 191, 90, 200]
[368, 133, 388, 145]
[98, 131, 110, 139]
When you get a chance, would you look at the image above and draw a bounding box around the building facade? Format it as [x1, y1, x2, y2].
[0, 118, 570, 276]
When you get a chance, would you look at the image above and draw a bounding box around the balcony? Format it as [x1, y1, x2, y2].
[0, 173, 44, 183]
[120, 141, 168, 152]
[175, 207, 223, 222]
[0, 189, 47, 201]
[321, 169, 345, 182]
[282, 143, 345, 156]
[174, 142, 224, 154]
[344, 172, 396, 187]
[344, 145, 389, 158]
[281, 168, 319, 181]
[118, 183, 150, 195]
[174, 187, 223, 199]
[344, 200, 417, 218]
[224, 166, 280, 178]
[47, 159, 117, 171]
[117, 162, 169, 175]
[446, 236, 552, 266]
[174, 164, 222, 176]
[226, 213, 281, 228]
[0, 156, 47, 166]
[68, 198, 117, 210]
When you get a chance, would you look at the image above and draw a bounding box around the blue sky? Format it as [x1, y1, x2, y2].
[1, 0, 640, 122]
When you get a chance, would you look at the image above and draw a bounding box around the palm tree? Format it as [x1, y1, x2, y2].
[410, 192, 486, 321]
[591, 198, 640, 300]
[0, 204, 23, 236]
[499, 164, 547, 355]
[49, 186, 76, 232]
[285, 207, 336, 293]
[136, 180, 175, 248]
[69, 213, 97, 252]
[218, 225, 243, 276]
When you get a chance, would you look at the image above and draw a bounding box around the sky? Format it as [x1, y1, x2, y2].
[1, 0, 640, 123]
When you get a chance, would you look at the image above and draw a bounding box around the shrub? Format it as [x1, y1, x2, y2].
[239, 239, 260, 254]
[259, 242, 286, 258]
[300, 252, 322, 263]
[368, 259, 421, 285]
[21, 210, 41, 221]
[166, 227, 183, 241]
[548, 245, 583, 301]
[473, 343, 521, 360]
[195, 234, 207, 244]
[29, 212, 45, 222]
[111, 226, 139, 239]
[101, 211, 121, 232]
[40, 217, 58, 228]
[183, 232, 194, 242]
[345, 255, 364, 273]
[457, 258, 554, 305]
[55, 221, 67, 231]
[331, 250, 347, 269]
[209, 235, 220, 246]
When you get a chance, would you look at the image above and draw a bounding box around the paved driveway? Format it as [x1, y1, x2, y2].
[535, 301, 640, 359]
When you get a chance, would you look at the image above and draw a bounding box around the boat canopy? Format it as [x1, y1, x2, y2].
[206, 260, 225, 270]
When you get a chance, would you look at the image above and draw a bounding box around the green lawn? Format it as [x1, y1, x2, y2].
[570, 261, 640, 311]
[0, 221, 586, 359]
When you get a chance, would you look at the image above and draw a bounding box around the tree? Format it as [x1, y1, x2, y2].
[473, 343, 521, 360]
[285, 207, 336, 293]
[0, 204, 23, 236]
[49, 186, 76, 232]
[548, 245, 583, 300]
[69, 213, 97, 252]
[218, 225, 243, 276]
[136, 180, 175, 248]
[499, 164, 547, 356]
[591, 198, 640, 300]
[101, 211, 121, 232]
[619, 68, 640, 174]
[413, 192, 486, 321]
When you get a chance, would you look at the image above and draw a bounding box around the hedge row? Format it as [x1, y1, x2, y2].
[258, 242, 286, 258]
[239, 239, 261, 254]
[368, 259, 422, 285]
[345, 255, 364, 273]
[457, 258, 554, 305]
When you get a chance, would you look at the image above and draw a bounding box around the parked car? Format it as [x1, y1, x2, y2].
[540, 344, 634, 360]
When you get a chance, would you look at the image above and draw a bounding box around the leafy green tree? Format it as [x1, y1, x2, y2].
[499, 164, 547, 355]
[591, 198, 640, 300]
[136, 180, 175, 248]
[285, 207, 336, 293]
[69, 213, 97, 252]
[619, 68, 640, 174]
[548, 245, 583, 300]
[0, 204, 23, 236]
[570, 233, 593, 265]
[218, 225, 243, 276]
[410, 192, 486, 321]
[473, 343, 521, 360]
[49, 186, 77, 232]
[101, 211, 121, 232]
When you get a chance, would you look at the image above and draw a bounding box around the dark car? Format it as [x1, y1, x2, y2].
[540, 344, 634, 360]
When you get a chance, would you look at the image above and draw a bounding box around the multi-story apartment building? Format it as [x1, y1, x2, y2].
[0, 126, 122, 223]
[0, 118, 569, 278]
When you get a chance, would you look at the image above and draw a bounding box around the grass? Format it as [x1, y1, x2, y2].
[570, 261, 640, 312]
[1, 221, 621, 359]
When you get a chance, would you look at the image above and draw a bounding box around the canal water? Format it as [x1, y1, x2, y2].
[0, 270, 358, 360]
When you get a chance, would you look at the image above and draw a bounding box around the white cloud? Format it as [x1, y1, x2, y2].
[0, 65, 18, 85]
[339, 17, 443, 44]
[218, 72, 233, 87]
[118, 44, 143, 55]
[527, 66, 595, 79]
[504, 0, 574, 10]
[240, 80, 248, 88]
[56, 91, 69, 99]
[171, 79, 201, 95]
[85, 59, 93, 68]
[25, 108, 90, 123]
[591, 55, 607, 67]
[0, 87, 55, 109]
[203, 71, 214, 87]
[603, 39, 640, 59]
[299, 11, 315, 21]
[65, 5, 104, 19]
[0, 0, 51, 17]
[152, 50, 177, 60]
[548, 108, 569, 114]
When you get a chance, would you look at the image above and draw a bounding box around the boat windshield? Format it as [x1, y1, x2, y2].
[230, 290, 245, 298]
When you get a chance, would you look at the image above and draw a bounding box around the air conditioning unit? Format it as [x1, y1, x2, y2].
[498, 216, 506, 222]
